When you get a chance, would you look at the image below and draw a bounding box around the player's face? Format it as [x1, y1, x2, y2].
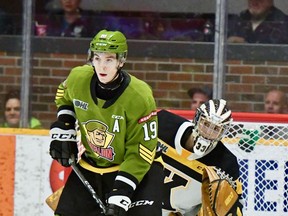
[265, 91, 286, 114]
[5, 98, 21, 127]
[92, 52, 124, 84]
[197, 117, 224, 140]
[191, 93, 209, 111]
[248, 0, 273, 18]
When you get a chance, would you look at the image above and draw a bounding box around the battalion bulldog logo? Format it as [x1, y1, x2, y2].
[84, 120, 115, 161]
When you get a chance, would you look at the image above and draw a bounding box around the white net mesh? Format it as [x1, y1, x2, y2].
[170, 110, 288, 216]
[224, 121, 288, 216]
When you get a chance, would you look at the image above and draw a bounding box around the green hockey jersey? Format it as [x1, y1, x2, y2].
[55, 64, 158, 183]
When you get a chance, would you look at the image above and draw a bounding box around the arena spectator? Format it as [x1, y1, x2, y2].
[1, 89, 42, 128]
[261, 89, 288, 140]
[41, 0, 99, 37]
[264, 89, 287, 114]
[138, 12, 171, 40]
[187, 86, 213, 111]
[228, 0, 288, 44]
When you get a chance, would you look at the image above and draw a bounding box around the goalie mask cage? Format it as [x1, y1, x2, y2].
[169, 110, 288, 216]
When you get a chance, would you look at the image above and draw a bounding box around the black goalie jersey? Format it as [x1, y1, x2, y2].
[157, 109, 242, 216]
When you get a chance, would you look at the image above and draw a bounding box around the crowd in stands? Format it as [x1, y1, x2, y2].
[2, 0, 288, 43]
[33, 0, 208, 41]
[227, 0, 288, 44]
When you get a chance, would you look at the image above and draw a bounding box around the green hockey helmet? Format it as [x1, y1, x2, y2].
[89, 30, 128, 62]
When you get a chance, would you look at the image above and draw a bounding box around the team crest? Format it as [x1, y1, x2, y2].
[83, 120, 115, 161]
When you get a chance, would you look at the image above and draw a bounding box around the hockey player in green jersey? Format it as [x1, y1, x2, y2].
[49, 29, 164, 216]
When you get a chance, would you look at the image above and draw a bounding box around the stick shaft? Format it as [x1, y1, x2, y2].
[70, 160, 107, 214]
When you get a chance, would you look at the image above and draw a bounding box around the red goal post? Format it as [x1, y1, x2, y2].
[168, 110, 288, 216]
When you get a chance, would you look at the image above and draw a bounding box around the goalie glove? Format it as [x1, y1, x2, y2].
[199, 166, 242, 216]
[49, 120, 78, 167]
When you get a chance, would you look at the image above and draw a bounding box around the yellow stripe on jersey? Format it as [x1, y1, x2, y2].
[79, 159, 120, 174]
[154, 155, 164, 166]
[55, 86, 65, 100]
[158, 138, 205, 175]
[139, 144, 156, 164]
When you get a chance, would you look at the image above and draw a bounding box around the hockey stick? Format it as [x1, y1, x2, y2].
[69, 156, 107, 214]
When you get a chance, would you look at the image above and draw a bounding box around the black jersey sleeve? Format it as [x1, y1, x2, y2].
[199, 142, 240, 180]
[157, 109, 193, 148]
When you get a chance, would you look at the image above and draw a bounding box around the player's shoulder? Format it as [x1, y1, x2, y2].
[157, 109, 192, 131]
[129, 73, 152, 93]
[206, 142, 240, 178]
[214, 142, 238, 160]
[70, 64, 93, 74]
[211, 141, 238, 166]
[202, 142, 239, 168]
[125, 72, 155, 104]
[67, 64, 94, 81]
[158, 109, 189, 121]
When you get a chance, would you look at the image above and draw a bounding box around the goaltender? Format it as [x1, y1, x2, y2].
[49, 29, 163, 216]
[158, 99, 243, 216]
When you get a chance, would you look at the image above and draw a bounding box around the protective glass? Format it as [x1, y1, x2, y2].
[197, 116, 225, 140]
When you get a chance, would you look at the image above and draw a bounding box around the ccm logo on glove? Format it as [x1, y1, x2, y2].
[50, 127, 77, 141]
[108, 195, 131, 211]
[51, 132, 77, 140]
[49, 121, 78, 167]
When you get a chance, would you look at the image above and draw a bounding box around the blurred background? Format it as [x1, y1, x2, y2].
[1, 1, 288, 216]
[0, 0, 288, 128]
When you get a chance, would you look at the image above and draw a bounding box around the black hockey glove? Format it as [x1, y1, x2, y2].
[49, 120, 78, 167]
[105, 172, 135, 216]
[105, 204, 127, 216]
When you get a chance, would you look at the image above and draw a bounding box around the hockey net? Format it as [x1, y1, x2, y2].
[169, 110, 288, 216]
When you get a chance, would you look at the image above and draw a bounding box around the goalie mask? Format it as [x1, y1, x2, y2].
[192, 99, 232, 156]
